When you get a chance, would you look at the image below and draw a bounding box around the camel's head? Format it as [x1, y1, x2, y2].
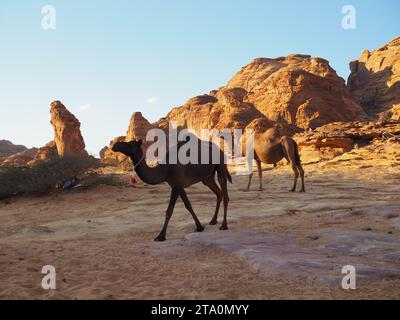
[112, 139, 143, 157]
[246, 118, 275, 133]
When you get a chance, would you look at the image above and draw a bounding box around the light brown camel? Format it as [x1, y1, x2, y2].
[112, 138, 232, 241]
[244, 124, 305, 192]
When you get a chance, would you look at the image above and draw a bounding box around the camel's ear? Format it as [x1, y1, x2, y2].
[137, 139, 143, 146]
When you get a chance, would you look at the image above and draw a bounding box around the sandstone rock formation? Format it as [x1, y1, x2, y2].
[125, 112, 156, 142]
[0, 148, 38, 166]
[0, 140, 27, 158]
[294, 120, 400, 161]
[157, 55, 365, 134]
[1, 102, 88, 167]
[31, 141, 58, 162]
[50, 100, 87, 157]
[348, 36, 400, 120]
[156, 88, 265, 134]
[229, 55, 365, 128]
[101, 136, 127, 165]
[101, 112, 155, 167]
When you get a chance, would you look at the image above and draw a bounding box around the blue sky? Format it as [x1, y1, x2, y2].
[0, 0, 399, 155]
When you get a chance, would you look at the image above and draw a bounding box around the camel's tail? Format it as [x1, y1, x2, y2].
[217, 164, 233, 184]
[293, 140, 301, 166]
[226, 166, 233, 184]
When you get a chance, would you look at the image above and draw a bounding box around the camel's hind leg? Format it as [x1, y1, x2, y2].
[281, 137, 300, 192]
[178, 188, 205, 232]
[203, 177, 222, 225]
[217, 168, 229, 230]
[246, 172, 253, 191]
[256, 160, 263, 191]
[297, 163, 305, 192]
[155, 187, 179, 241]
[291, 138, 305, 192]
[289, 162, 299, 192]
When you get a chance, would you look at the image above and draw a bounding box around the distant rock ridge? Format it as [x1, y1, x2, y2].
[0, 140, 27, 158]
[0, 147, 38, 166]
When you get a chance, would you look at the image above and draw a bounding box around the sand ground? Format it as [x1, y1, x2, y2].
[1, 157, 400, 299]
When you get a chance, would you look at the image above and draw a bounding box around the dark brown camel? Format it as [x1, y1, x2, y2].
[245, 124, 305, 192]
[112, 138, 232, 241]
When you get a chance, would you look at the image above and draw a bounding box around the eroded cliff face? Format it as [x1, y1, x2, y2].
[50, 100, 87, 157]
[348, 37, 400, 120]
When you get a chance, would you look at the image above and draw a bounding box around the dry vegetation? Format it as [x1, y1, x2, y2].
[0, 156, 99, 200]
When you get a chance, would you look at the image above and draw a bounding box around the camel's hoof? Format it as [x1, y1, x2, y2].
[299, 189, 305, 193]
[209, 220, 218, 225]
[244, 189, 250, 192]
[219, 225, 228, 230]
[289, 189, 295, 192]
[258, 188, 263, 191]
[154, 235, 166, 242]
[196, 225, 205, 232]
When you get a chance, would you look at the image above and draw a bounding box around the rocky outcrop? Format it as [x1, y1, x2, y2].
[101, 136, 127, 165]
[0, 148, 38, 166]
[294, 120, 400, 161]
[100, 112, 156, 169]
[50, 100, 87, 157]
[1, 102, 87, 167]
[233, 55, 366, 128]
[101, 112, 156, 167]
[0, 140, 27, 158]
[31, 141, 58, 162]
[156, 55, 365, 134]
[348, 36, 400, 120]
[156, 88, 265, 134]
[125, 112, 156, 142]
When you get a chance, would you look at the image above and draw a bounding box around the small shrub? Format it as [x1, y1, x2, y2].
[0, 155, 99, 199]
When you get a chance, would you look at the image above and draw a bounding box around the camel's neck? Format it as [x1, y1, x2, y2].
[130, 149, 167, 185]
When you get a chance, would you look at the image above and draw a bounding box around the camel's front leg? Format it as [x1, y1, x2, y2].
[155, 187, 179, 241]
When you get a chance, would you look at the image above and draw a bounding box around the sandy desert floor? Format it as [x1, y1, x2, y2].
[1, 152, 400, 299]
